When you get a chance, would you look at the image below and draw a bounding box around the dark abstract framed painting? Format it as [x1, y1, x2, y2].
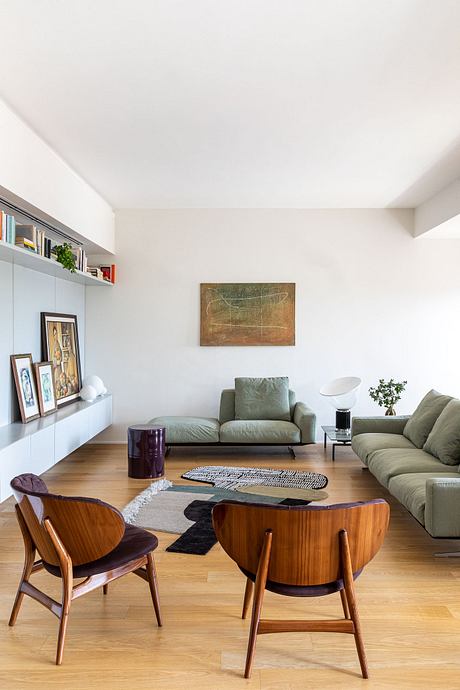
[200, 283, 295, 346]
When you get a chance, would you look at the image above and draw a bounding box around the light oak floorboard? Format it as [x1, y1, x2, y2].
[0, 443, 459, 689]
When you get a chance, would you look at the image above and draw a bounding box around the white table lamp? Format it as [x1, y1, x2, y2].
[320, 376, 362, 431]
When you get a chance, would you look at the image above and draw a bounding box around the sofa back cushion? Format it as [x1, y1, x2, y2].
[220, 388, 296, 423]
[403, 389, 452, 448]
[424, 399, 460, 465]
[234, 377, 291, 421]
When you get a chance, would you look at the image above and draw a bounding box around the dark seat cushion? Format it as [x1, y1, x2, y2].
[44, 524, 158, 578]
[239, 566, 362, 597]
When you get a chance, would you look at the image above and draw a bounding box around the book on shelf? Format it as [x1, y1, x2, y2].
[86, 264, 116, 283]
[15, 223, 36, 248]
[3, 220, 52, 258]
[15, 237, 36, 252]
[1, 212, 16, 244]
[87, 266, 104, 280]
[100, 264, 117, 283]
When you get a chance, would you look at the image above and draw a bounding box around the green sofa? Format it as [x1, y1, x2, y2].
[149, 387, 316, 457]
[352, 391, 460, 538]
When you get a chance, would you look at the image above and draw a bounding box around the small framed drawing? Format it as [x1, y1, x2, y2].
[41, 312, 82, 407]
[34, 361, 57, 416]
[10, 354, 40, 423]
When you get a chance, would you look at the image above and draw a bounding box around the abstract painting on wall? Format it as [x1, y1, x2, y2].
[200, 283, 295, 346]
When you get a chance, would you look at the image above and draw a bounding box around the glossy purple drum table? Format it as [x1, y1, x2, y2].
[128, 424, 165, 479]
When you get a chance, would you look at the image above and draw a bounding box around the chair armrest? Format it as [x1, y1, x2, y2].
[425, 477, 460, 538]
[351, 415, 410, 438]
[293, 403, 316, 444]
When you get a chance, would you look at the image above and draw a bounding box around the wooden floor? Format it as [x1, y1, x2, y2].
[1, 443, 460, 690]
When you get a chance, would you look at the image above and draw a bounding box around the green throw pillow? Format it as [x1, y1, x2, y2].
[234, 377, 291, 421]
[424, 399, 460, 465]
[403, 389, 452, 448]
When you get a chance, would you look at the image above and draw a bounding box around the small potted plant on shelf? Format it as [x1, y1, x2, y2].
[368, 378, 407, 416]
[54, 242, 77, 273]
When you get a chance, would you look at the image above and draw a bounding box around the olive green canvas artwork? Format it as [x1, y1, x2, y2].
[200, 283, 295, 346]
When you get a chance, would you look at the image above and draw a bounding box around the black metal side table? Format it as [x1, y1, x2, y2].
[128, 424, 165, 478]
[321, 425, 352, 461]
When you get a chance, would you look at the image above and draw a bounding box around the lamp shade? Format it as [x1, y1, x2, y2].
[320, 376, 362, 410]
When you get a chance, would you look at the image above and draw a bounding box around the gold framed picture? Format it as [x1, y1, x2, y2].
[41, 312, 82, 406]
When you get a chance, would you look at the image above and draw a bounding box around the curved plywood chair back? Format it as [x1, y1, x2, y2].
[212, 499, 389, 586]
[11, 474, 125, 567]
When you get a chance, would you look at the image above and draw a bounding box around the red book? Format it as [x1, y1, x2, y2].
[111, 264, 116, 284]
[100, 266, 111, 282]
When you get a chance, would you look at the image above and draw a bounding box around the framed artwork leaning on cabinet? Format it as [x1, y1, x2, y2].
[34, 361, 58, 416]
[41, 312, 82, 407]
[10, 354, 40, 423]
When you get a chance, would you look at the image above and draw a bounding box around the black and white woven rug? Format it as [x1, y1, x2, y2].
[181, 466, 328, 491]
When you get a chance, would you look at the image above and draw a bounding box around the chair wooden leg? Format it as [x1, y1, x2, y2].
[340, 587, 350, 619]
[242, 578, 254, 620]
[340, 530, 369, 679]
[56, 575, 72, 666]
[9, 505, 36, 627]
[244, 530, 272, 679]
[103, 584, 109, 595]
[44, 518, 74, 666]
[146, 552, 162, 627]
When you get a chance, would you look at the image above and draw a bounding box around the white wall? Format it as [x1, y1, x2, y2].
[414, 178, 460, 238]
[0, 99, 115, 253]
[0, 262, 85, 427]
[86, 208, 460, 442]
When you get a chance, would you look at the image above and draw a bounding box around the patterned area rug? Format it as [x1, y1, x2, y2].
[166, 497, 310, 555]
[235, 484, 329, 501]
[181, 465, 328, 490]
[122, 482, 324, 555]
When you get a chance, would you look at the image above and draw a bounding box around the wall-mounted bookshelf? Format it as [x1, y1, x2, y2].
[0, 240, 112, 287]
[0, 193, 115, 286]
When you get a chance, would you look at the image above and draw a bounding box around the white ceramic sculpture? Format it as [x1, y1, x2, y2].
[80, 384, 97, 402]
[82, 375, 106, 397]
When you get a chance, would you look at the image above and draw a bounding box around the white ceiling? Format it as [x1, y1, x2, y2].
[1, 0, 460, 209]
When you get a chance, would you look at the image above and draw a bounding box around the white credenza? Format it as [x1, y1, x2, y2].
[0, 394, 112, 502]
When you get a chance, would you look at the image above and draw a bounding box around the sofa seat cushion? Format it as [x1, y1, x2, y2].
[220, 420, 301, 444]
[149, 416, 220, 443]
[368, 448, 455, 488]
[388, 472, 459, 526]
[352, 433, 416, 466]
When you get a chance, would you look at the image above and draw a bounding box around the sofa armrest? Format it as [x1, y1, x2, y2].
[351, 415, 410, 438]
[293, 403, 316, 444]
[425, 477, 460, 538]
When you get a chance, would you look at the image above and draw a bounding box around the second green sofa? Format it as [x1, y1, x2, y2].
[352, 390, 460, 538]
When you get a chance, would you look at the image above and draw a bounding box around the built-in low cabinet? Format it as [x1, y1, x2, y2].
[0, 394, 112, 502]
